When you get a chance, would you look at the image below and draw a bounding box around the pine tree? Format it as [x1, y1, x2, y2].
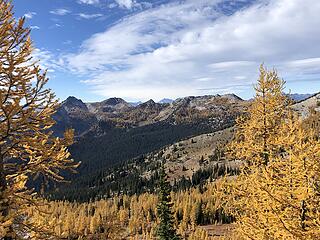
[0, 1, 78, 238]
[157, 166, 180, 240]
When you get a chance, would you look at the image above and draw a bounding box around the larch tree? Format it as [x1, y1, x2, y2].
[0, 0, 77, 239]
[224, 66, 320, 239]
[231, 113, 320, 240]
[256, 114, 320, 239]
[229, 64, 290, 167]
[222, 65, 290, 233]
[157, 167, 180, 240]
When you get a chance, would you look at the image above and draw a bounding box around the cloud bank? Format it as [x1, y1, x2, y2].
[63, 0, 320, 101]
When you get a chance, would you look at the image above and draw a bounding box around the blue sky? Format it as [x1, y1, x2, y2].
[13, 0, 320, 102]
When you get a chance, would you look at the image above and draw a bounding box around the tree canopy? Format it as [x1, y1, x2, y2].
[0, 1, 77, 238]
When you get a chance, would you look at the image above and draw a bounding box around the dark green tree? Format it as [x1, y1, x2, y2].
[157, 167, 180, 240]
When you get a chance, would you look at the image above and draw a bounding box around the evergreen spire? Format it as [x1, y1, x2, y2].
[157, 166, 180, 240]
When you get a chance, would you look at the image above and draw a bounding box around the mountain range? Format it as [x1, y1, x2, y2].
[49, 92, 319, 201]
[52, 94, 245, 137]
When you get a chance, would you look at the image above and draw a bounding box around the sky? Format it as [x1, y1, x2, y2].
[13, 0, 320, 102]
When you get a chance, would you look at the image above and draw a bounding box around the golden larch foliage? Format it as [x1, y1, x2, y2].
[223, 66, 320, 239]
[0, 0, 78, 238]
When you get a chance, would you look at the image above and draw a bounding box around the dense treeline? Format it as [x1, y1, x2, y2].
[51, 120, 236, 201]
[72, 116, 235, 174]
[50, 151, 235, 202]
[28, 181, 231, 239]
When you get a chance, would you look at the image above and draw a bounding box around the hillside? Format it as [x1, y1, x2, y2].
[143, 127, 237, 182]
[292, 92, 320, 118]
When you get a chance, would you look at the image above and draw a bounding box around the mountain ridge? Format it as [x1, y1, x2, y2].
[53, 93, 246, 137]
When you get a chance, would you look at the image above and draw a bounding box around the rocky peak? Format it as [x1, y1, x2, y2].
[62, 96, 88, 111]
[292, 92, 320, 118]
[102, 97, 127, 106]
[140, 99, 156, 108]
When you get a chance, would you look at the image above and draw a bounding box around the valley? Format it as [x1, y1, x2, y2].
[49, 92, 319, 202]
[49, 94, 245, 201]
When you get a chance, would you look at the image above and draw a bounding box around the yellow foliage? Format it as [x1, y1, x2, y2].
[222, 66, 320, 239]
[22, 181, 232, 239]
[0, 0, 78, 238]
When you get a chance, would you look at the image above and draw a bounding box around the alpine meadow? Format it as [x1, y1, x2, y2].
[1, 0, 320, 239]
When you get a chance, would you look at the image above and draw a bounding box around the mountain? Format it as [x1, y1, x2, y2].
[220, 93, 243, 101]
[53, 94, 245, 136]
[159, 98, 174, 104]
[50, 94, 246, 200]
[52, 96, 97, 137]
[288, 93, 313, 102]
[292, 92, 320, 118]
[50, 92, 317, 201]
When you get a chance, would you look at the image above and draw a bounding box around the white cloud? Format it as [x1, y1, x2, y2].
[285, 58, 320, 69]
[30, 26, 40, 30]
[108, 3, 117, 8]
[77, 0, 99, 4]
[24, 12, 36, 19]
[209, 61, 256, 71]
[115, 0, 134, 9]
[50, 8, 71, 16]
[113, 0, 150, 10]
[32, 49, 65, 72]
[77, 13, 103, 19]
[65, 0, 320, 101]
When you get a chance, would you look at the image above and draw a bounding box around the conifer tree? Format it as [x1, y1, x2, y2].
[157, 167, 180, 240]
[0, 0, 77, 238]
[256, 114, 320, 239]
[230, 64, 289, 166]
[223, 66, 320, 239]
[221, 66, 290, 237]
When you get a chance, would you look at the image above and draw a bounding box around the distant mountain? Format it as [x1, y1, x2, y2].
[52, 96, 97, 137]
[86, 97, 132, 121]
[53, 94, 246, 137]
[159, 98, 174, 104]
[288, 93, 313, 102]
